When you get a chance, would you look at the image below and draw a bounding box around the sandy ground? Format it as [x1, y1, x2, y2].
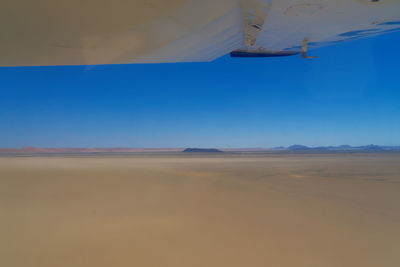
[0, 153, 399, 267]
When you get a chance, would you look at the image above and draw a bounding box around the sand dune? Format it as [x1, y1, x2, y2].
[1, 153, 399, 267]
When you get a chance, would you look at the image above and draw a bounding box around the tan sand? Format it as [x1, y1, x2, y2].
[1, 153, 399, 267]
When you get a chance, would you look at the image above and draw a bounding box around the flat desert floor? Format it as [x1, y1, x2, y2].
[1, 153, 400, 267]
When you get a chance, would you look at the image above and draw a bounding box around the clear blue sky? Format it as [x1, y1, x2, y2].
[1, 32, 399, 148]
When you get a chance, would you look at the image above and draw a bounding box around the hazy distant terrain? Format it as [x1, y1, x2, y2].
[1, 153, 400, 267]
[183, 148, 223, 153]
[1, 144, 399, 155]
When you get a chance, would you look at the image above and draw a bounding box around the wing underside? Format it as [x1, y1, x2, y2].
[1, 0, 400, 66]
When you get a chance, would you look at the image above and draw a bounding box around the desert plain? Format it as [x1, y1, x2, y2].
[0, 153, 399, 267]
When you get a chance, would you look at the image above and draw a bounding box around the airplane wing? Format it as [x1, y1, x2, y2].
[1, 0, 400, 66]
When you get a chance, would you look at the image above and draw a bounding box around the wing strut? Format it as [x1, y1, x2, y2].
[301, 38, 317, 59]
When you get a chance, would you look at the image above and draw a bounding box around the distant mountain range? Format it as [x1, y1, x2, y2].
[217, 145, 400, 152]
[0, 145, 399, 154]
[279, 144, 400, 152]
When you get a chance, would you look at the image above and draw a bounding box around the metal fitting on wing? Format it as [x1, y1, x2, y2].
[301, 38, 317, 59]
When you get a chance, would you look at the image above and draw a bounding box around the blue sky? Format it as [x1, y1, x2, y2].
[1, 32, 400, 148]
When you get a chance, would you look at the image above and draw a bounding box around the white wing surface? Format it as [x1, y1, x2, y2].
[1, 0, 399, 66]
